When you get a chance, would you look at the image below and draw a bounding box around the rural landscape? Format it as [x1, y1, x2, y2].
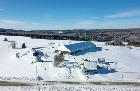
[0, 0, 140, 91]
[0, 29, 140, 90]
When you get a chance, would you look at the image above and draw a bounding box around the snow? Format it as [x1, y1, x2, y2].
[0, 35, 140, 83]
[56, 43, 71, 52]
[0, 85, 139, 91]
[46, 63, 71, 80]
[84, 61, 97, 70]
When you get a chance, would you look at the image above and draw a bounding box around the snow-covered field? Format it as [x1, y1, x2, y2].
[0, 35, 140, 90]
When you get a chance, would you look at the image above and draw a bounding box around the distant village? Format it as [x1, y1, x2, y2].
[0, 28, 140, 47]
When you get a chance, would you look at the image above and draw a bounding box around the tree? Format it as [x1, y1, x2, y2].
[53, 53, 64, 67]
[22, 43, 26, 48]
[10, 41, 17, 49]
[3, 38, 8, 41]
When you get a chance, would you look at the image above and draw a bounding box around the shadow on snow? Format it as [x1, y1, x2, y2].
[73, 47, 102, 56]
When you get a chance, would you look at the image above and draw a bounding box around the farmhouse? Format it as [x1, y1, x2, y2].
[55, 41, 96, 55]
[78, 58, 97, 74]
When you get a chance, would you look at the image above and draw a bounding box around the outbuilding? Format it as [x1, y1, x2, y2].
[78, 58, 97, 74]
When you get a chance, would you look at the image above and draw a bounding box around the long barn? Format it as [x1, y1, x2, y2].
[56, 41, 96, 55]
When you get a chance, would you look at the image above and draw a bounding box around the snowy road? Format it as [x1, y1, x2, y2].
[0, 84, 139, 91]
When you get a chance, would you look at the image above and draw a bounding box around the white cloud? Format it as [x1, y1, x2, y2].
[0, 19, 68, 30]
[90, 17, 99, 19]
[105, 9, 140, 18]
[73, 20, 140, 29]
[2, 20, 26, 25]
[0, 19, 140, 30]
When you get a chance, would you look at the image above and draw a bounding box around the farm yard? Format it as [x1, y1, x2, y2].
[0, 35, 140, 90]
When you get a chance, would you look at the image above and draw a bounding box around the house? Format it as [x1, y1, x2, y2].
[55, 41, 96, 55]
[78, 58, 97, 74]
[84, 61, 97, 72]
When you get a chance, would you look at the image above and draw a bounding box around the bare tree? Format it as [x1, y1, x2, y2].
[10, 41, 17, 49]
[53, 53, 64, 67]
[22, 43, 26, 48]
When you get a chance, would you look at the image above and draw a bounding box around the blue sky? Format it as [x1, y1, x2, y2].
[0, 0, 140, 30]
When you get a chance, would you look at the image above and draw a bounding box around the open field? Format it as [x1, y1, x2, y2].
[0, 35, 140, 82]
[0, 35, 140, 90]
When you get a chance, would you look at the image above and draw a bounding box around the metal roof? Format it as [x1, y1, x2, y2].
[64, 41, 96, 52]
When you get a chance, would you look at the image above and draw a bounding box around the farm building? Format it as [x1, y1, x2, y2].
[78, 58, 97, 74]
[55, 41, 96, 55]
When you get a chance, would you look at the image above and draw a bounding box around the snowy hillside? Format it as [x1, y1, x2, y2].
[0, 35, 140, 82]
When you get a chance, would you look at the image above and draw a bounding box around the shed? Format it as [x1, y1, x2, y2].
[98, 58, 105, 63]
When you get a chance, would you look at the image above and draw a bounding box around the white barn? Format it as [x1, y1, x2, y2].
[55, 41, 96, 55]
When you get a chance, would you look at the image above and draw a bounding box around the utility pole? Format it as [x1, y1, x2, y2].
[36, 66, 41, 91]
[36, 66, 38, 79]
